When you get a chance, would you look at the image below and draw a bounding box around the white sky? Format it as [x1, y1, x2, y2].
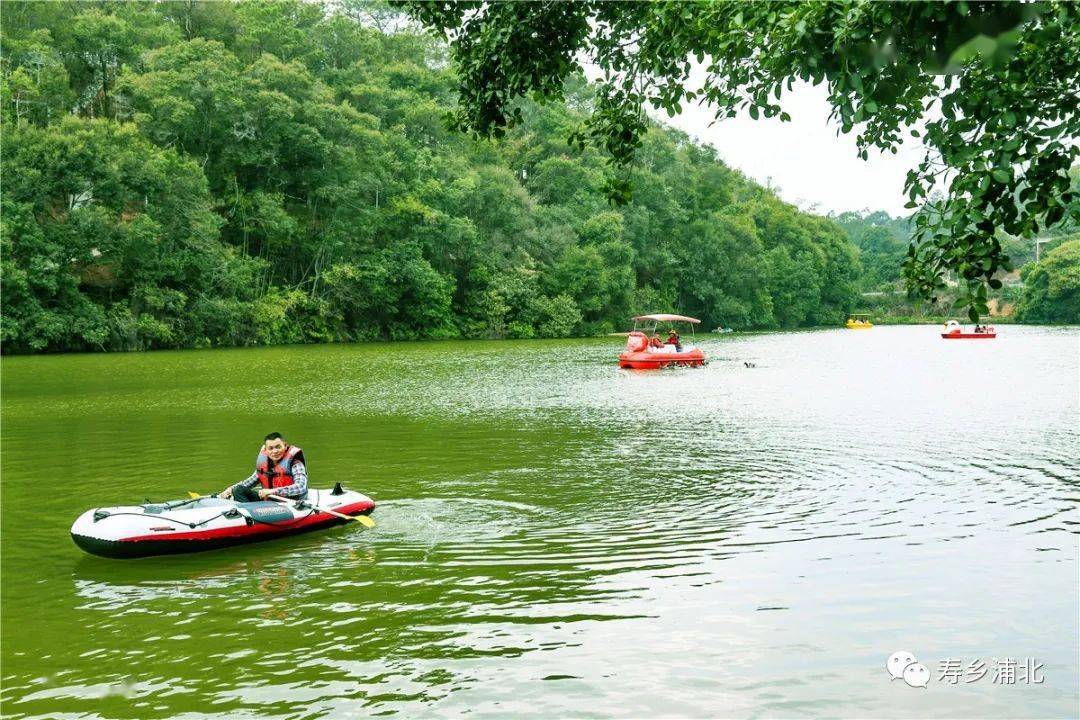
[649, 81, 926, 217]
[581, 56, 927, 218]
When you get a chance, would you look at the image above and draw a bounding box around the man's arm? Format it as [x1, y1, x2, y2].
[221, 472, 259, 498]
[270, 462, 308, 499]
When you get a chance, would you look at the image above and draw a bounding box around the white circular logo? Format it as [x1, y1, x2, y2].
[903, 662, 930, 688]
[886, 650, 917, 681]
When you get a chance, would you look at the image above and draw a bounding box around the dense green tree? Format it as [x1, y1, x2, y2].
[1, 117, 253, 352]
[832, 211, 910, 291]
[675, 212, 771, 327]
[0, 29, 74, 126]
[1016, 239, 1080, 323]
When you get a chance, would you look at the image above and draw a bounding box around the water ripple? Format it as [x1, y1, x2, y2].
[2, 326, 1077, 718]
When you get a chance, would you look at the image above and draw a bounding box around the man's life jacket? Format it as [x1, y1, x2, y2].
[256, 445, 305, 489]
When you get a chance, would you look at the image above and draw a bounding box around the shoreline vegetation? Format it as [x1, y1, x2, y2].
[3, 2, 1077, 356]
[9, 323, 1076, 362]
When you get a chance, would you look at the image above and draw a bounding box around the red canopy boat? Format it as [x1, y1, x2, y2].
[941, 320, 996, 339]
[618, 314, 706, 369]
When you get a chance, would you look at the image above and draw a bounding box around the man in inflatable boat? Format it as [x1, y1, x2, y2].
[218, 432, 308, 502]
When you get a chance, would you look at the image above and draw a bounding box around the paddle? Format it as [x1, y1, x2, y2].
[188, 491, 374, 528]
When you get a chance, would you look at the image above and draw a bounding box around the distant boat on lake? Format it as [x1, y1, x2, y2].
[845, 313, 874, 329]
[941, 320, 996, 339]
[618, 313, 706, 369]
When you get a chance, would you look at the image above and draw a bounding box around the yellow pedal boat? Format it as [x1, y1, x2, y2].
[845, 313, 873, 329]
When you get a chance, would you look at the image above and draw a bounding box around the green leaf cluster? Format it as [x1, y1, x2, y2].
[404, 0, 1080, 320]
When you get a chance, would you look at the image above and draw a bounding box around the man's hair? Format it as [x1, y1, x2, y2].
[264, 432, 284, 442]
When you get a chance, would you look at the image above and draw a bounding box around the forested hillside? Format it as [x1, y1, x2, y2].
[833, 201, 1079, 323]
[830, 211, 910, 293]
[0, 1, 874, 353]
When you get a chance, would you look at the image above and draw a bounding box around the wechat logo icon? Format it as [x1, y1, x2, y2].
[887, 650, 930, 688]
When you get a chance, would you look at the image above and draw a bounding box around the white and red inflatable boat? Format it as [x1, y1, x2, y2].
[71, 485, 374, 559]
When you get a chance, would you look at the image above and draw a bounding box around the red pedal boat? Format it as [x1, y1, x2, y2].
[941, 320, 996, 339]
[618, 314, 706, 369]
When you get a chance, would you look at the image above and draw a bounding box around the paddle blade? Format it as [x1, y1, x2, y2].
[354, 515, 375, 528]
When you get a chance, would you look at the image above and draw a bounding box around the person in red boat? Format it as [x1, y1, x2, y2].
[666, 329, 682, 352]
[649, 334, 664, 348]
[219, 432, 308, 502]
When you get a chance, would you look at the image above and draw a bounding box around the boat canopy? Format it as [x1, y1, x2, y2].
[632, 314, 701, 324]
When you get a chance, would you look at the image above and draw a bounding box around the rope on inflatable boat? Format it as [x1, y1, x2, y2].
[92, 510, 237, 529]
[92, 504, 320, 530]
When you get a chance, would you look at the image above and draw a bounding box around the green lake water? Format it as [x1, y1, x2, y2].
[2, 326, 1078, 718]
